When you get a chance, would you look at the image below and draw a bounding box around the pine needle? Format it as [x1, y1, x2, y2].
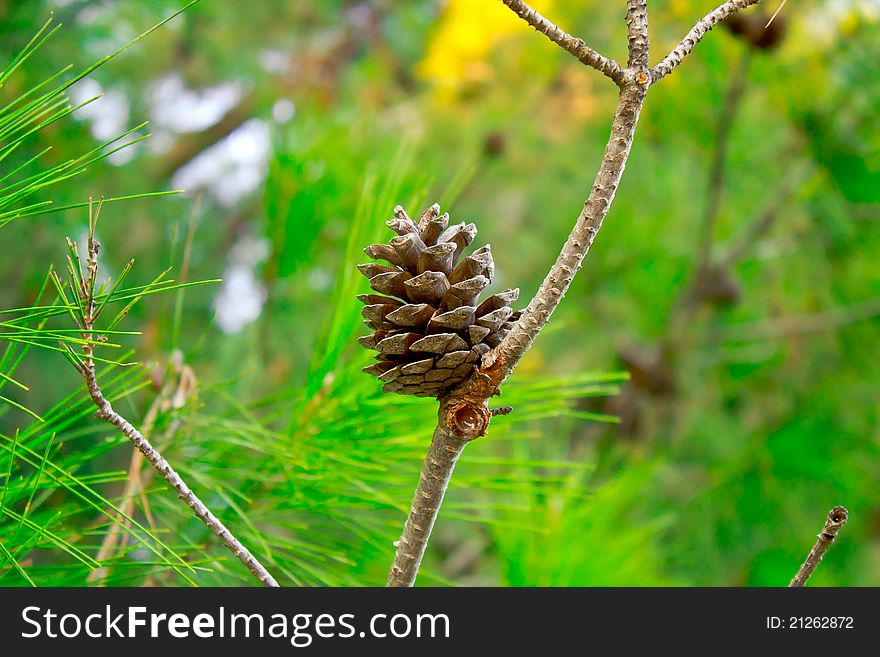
[765, 0, 787, 28]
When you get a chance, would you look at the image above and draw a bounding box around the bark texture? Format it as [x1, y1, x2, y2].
[625, 0, 650, 68]
[387, 423, 469, 587]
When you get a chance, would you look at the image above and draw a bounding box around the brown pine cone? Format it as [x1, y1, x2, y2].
[357, 203, 520, 397]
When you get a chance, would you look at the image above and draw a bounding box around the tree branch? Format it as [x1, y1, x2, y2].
[500, 0, 625, 85]
[70, 203, 279, 588]
[650, 0, 761, 83]
[387, 0, 653, 588]
[387, 0, 761, 587]
[387, 62, 649, 589]
[387, 423, 468, 587]
[625, 0, 650, 69]
[789, 506, 848, 587]
[156, 94, 255, 179]
[482, 79, 648, 386]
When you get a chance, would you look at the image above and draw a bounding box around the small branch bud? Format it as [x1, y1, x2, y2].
[490, 405, 514, 416]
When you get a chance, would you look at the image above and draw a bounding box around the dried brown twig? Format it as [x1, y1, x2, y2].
[65, 201, 279, 587]
[388, 0, 765, 587]
[789, 506, 848, 587]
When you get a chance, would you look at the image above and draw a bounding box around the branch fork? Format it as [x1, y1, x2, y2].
[387, 0, 766, 586]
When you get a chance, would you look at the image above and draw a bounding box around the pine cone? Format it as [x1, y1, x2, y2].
[724, 13, 787, 50]
[357, 203, 520, 397]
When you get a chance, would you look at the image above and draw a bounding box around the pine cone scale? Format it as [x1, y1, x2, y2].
[404, 271, 448, 305]
[368, 271, 411, 298]
[410, 333, 469, 354]
[386, 303, 433, 328]
[400, 358, 434, 375]
[436, 350, 474, 369]
[428, 306, 476, 331]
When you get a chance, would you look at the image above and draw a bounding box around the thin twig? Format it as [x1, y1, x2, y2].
[718, 203, 781, 269]
[500, 0, 625, 85]
[87, 353, 194, 584]
[87, 394, 164, 584]
[765, 0, 788, 28]
[789, 506, 848, 587]
[482, 79, 649, 386]
[661, 48, 753, 340]
[72, 201, 279, 588]
[651, 1, 762, 83]
[90, 200, 201, 582]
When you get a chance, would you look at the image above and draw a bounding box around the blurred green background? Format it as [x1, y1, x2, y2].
[0, 0, 878, 586]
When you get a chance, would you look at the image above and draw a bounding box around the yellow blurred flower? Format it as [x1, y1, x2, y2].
[417, 0, 555, 93]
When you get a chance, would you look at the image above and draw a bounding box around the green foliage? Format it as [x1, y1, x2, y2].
[0, 6, 195, 227]
[492, 463, 677, 586]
